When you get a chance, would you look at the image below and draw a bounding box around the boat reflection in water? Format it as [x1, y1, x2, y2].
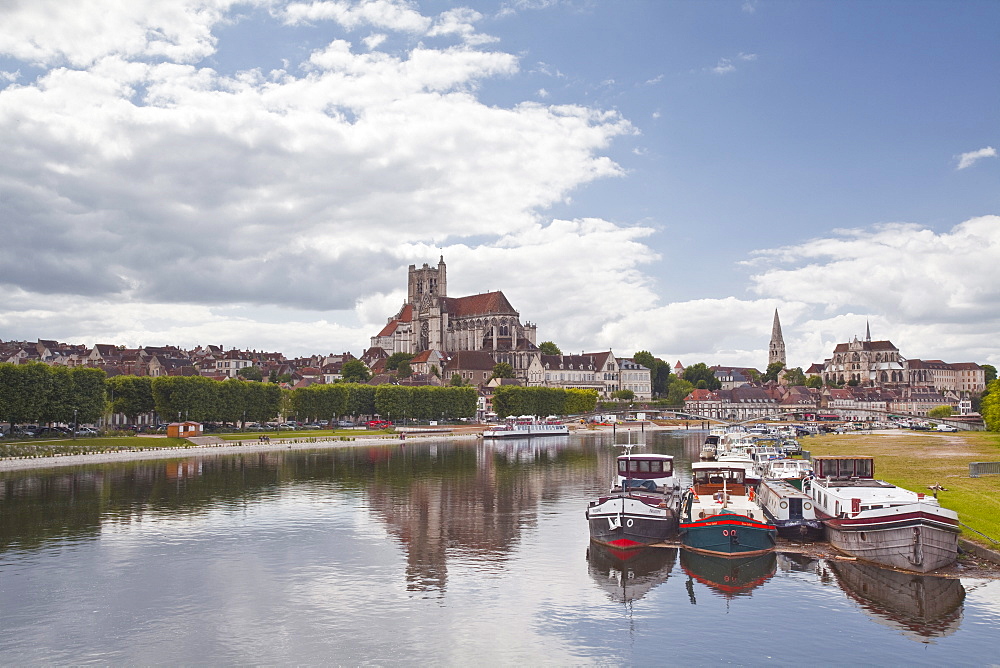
[586, 545, 677, 605]
[680, 549, 777, 602]
[827, 559, 965, 642]
[480, 436, 570, 463]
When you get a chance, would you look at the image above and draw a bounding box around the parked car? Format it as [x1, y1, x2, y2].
[75, 427, 99, 436]
[936, 424, 959, 432]
[337, 420, 355, 428]
[302, 423, 323, 430]
[366, 420, 393, 429]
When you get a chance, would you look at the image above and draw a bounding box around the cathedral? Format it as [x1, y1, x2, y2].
[369, 257, 539, 374]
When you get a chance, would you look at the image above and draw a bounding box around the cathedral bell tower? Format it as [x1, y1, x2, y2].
[407, 256, 448, 308]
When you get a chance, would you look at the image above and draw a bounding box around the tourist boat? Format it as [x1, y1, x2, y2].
[802, 456, 960, 573]
[678, 462, 776, 557]
[755, 478, 823, 537]
[586, 447, 682, 550]
[680, 549, 776, 600]
[761, 458, 813, 489]
[482, 415, 569, 438]
[586, 544, 677, 604]
[828, 559, 964, 641]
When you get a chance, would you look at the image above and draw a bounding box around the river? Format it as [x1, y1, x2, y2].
[1, 430, 998, 665]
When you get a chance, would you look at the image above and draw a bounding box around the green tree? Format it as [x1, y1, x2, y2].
[538, 341, 562, 355]
[666, 378, 695, 406]
[633, 351, 672, 397]
[0, 362, 52, 426]
[682, 363, 720, 390]
[564, 388, 599, 415]
[236, 366, 263, 381]
[982, 379, 1000, 431]
[341, 360, 371, 384]
[983, 364, 997, 384]
[449, 373, 466, 387]
[782, 367, 807, 386]
[763, 362, 785, 384]
[246, 382, 281, 424]
[927, 405, 954, 419]
[396, 361, 413, 379]
[107, 375, 155, 424]
[69, 367, 107, 424]
[611, 389, 635, 401]
[216, 379, 252, 425]
[490, 363, 515, 381]
[345, 383, 376, 417]
[385, 352, 414, 371]
[805, 375, 824, 389]
[151, 376, 218, 422]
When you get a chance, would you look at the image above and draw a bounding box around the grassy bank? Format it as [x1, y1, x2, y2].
[803, 430, 1000, 548]
[0, 436, 194, 459]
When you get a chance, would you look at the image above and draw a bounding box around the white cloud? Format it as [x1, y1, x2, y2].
[956, 146, 997, 170]
[0, 0, 637, 358]
[283, 0, 432, 33]
[711, 58, 736, 75]
[743, 216, 1000, 366]
[0, 0, 240, 67]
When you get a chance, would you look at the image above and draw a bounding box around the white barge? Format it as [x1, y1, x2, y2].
[803, 456, 960, 573]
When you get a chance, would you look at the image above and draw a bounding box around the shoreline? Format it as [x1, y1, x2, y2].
[0, 422, 677, 473]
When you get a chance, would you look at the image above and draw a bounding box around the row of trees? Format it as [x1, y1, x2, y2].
[289, 383, 477, 422]
[0, 363, 106, 426]
[0, 363, 480, 429]
[492, 386, 598, 418]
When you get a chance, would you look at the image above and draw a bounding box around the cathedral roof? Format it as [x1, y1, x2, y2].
[376, 320, 399, 337]
[442, 291, 516, 317]
[832, 340, 898, 353]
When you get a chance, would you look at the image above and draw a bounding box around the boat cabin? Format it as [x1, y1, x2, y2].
[615, 454, 676, 493]
[618, 454, 674, 478]
[812, 456, 874, 481]
[690, 463, 748, 497]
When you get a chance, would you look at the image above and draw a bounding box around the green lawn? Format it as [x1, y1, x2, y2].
[0, 436, 194, 458]
[804, 430, 1000, 548]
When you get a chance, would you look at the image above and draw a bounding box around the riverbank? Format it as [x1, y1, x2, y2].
[0, 421, 679, 472]
[0, 431, 486, 471]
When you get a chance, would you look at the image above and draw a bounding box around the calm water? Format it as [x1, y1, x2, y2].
[1, 430, 998, 665]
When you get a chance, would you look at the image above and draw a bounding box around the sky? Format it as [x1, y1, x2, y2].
[1, 0, 998, 370]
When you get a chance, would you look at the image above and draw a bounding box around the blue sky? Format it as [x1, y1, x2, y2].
[0, 0, 997, 370]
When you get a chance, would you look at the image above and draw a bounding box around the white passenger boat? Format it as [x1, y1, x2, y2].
[802, 456, 960, 573]
[482, 415, 569, 438]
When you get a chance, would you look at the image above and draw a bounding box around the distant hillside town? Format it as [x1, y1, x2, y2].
[0, 260, 989, 423]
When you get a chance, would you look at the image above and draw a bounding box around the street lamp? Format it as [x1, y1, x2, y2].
[72, 408, 78, 440]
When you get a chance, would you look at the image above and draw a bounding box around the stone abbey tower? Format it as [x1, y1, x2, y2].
[769, 309, 786, 368]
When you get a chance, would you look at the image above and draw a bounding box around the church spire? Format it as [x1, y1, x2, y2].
[866, 320, 871, 342]
[769, 309, 786, 368]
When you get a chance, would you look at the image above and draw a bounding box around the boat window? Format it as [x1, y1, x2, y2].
[839, 460, 855, 478]
[639, 460, 650, 473]
[856, 459, 872, 478]
[649, 461, 662, 474]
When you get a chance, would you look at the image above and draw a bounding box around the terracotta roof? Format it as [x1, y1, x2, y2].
[446, 350, 496, 371]
[442, 292, 516, 317]
[832, 340, 898, 353]
[376, 320, 399, 337]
